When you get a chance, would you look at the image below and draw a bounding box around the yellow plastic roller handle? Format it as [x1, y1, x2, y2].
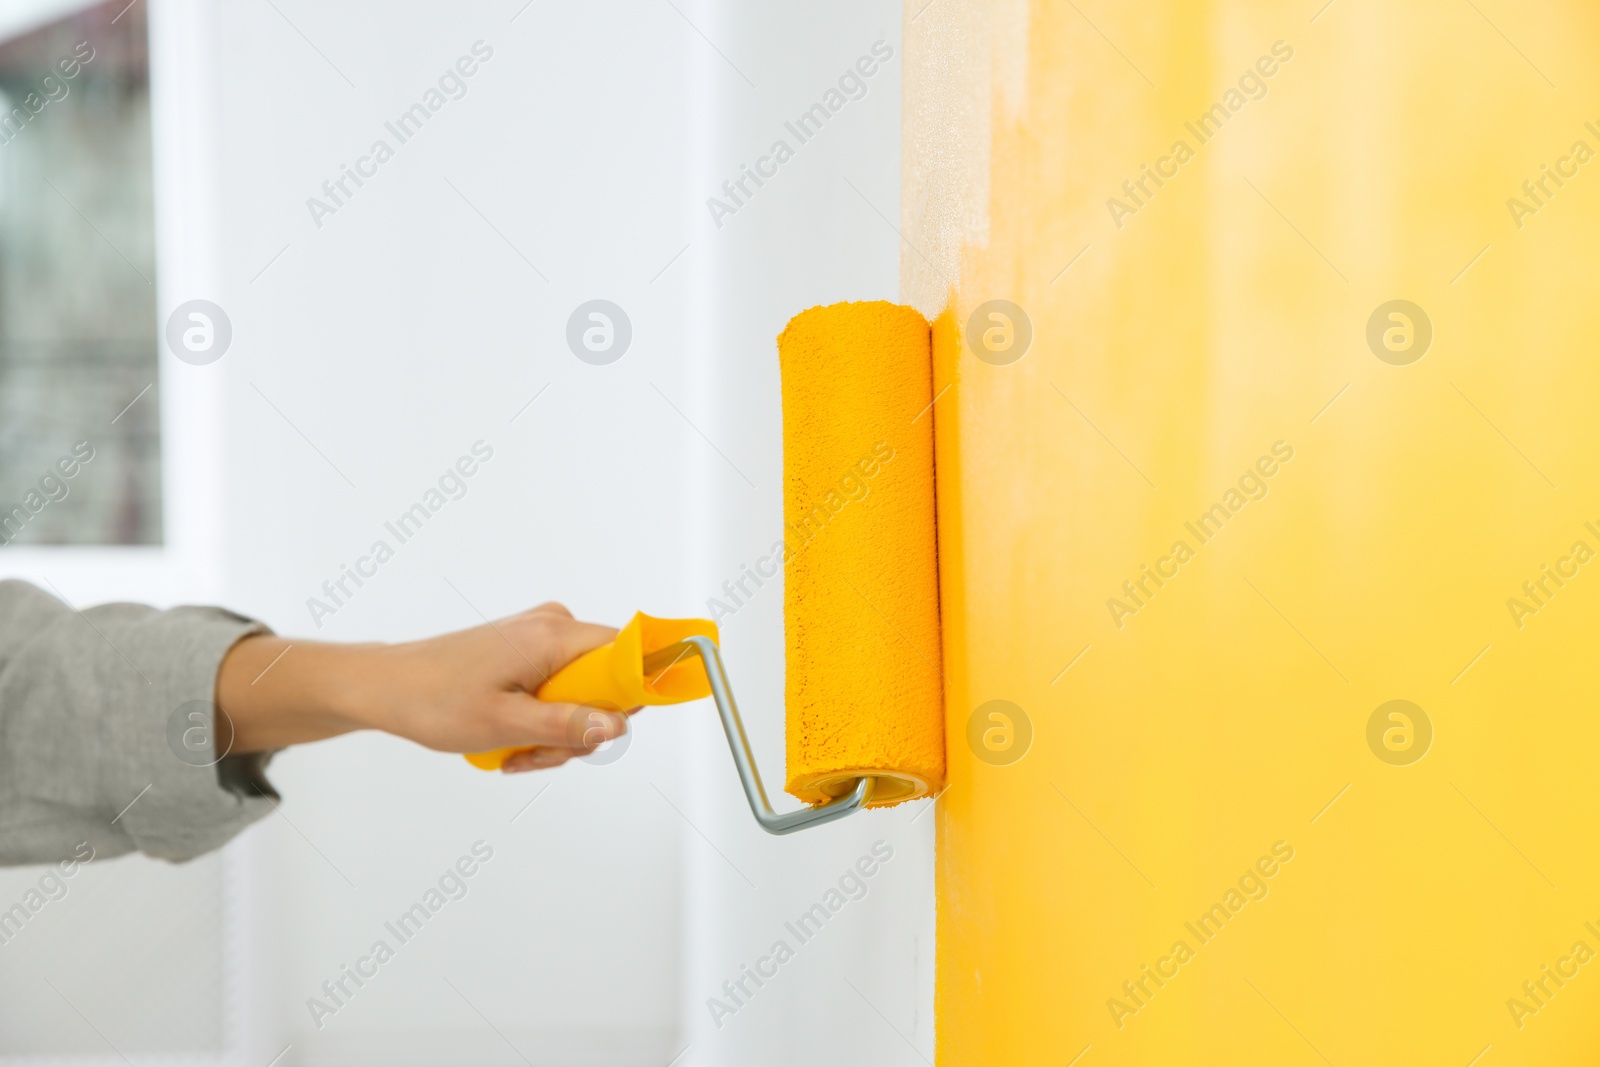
[463, 612, 719, 770]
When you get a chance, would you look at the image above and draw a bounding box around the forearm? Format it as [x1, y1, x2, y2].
[218, 636, 378, 753]
[220, 602, 626, 771]
[0, 582, 620, 867]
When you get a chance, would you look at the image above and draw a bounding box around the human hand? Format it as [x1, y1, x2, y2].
[218, 603, 632, 773]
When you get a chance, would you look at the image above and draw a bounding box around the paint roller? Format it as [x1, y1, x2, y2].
[466, 301, 946, 833]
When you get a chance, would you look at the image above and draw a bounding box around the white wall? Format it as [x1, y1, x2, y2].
[0, 0, 930, 1063]
[209, 1, 699, 1062]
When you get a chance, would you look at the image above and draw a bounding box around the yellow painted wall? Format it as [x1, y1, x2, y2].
[907, 2, 1600, 1063]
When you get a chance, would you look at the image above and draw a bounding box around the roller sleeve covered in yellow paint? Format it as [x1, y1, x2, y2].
[778, 301, 946, 808]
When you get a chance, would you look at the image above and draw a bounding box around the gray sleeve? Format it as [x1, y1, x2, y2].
[0, 578, 278, 866]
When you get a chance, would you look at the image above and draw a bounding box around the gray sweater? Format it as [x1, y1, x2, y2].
[0, 579, 277, 866]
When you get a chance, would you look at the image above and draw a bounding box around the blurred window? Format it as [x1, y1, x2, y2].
[0, 0, 159, 546]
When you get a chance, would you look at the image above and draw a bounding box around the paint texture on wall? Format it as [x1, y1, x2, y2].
[908, 1, 1600, 1063]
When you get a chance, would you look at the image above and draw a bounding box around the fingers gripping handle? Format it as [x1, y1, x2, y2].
[463, 613, 718, 770]
[462, 619, 874, 834]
